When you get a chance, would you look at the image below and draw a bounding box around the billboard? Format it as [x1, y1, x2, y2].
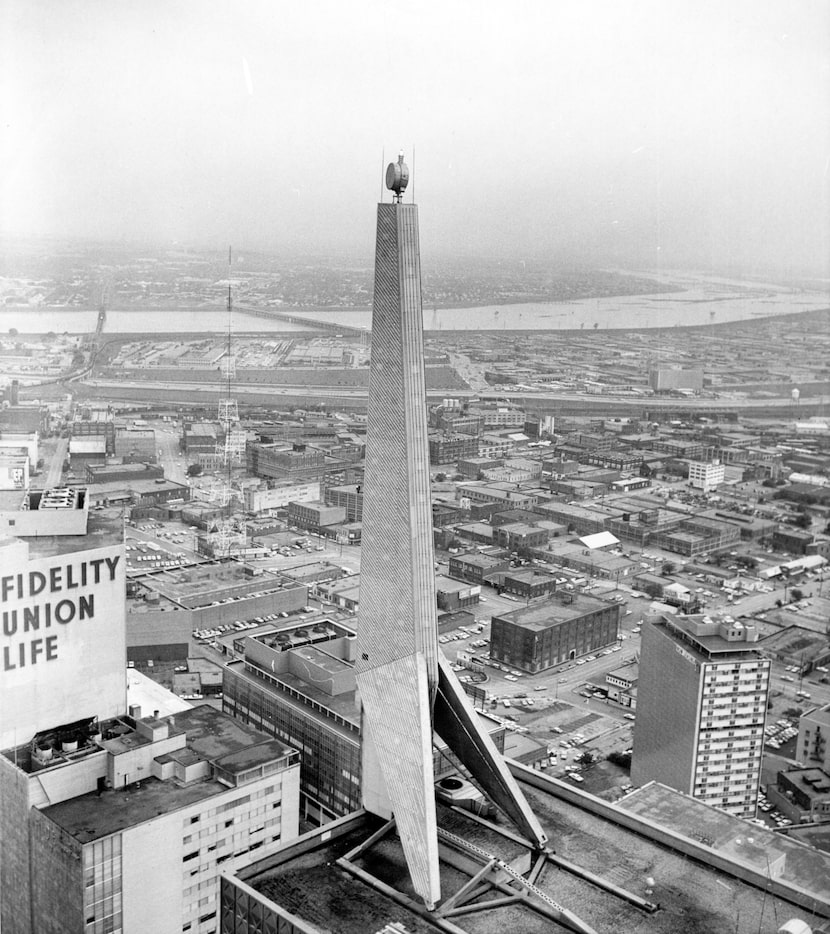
[1, 541, 127, 748]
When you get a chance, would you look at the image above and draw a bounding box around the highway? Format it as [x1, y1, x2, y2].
[33, 436, 68, 490]
[81, 377, 830, 413]
[154, 423, 188, 485]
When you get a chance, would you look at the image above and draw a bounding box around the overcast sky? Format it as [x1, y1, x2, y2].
[2, 0, 829, 274]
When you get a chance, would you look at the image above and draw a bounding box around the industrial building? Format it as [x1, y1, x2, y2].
[688, 459, 725, 492]
[648, 365, 704, 392]
[447, 552, 510, 585]
[632, 614, 770, 818]
[490, 592, 620, 673]
[286, 500, 346, 534]
[324, 483, 364, 521]
[246, 443, 326, 482]
[242, 479, 320, 514]
[428, 431, 479, 465]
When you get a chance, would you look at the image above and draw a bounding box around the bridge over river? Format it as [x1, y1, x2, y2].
[234, 304, 368, 341]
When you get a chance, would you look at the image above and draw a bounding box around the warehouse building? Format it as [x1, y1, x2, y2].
[490, 592, 620, 673]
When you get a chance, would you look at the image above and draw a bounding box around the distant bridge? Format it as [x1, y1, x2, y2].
[235, 304, 368, 341]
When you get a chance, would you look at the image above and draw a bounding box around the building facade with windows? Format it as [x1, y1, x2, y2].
[632, 615, 770, 818]
[222, 625, 362, 824]
[1, 704, 300, 934]
[798, 703, 830, 773]
[688, 460, 725, 493]
[490, 593, 620, 673]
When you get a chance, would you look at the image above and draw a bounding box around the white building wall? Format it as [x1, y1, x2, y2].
[0, 541, 127, 748]
[122, 817, 182, 934]
[119, 764, 300, 934]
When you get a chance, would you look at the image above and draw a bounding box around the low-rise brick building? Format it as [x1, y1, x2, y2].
[490, 592, 620, 673]
[448, 552, 510, 585]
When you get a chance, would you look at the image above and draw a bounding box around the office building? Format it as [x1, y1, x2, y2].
[222, 619, 514, 829]
[1, 704, 300, 934]
[0, 533, 126, 751]
[632, 614, 770, 817]
[286, 500, 345, 533]
[1, 523, 301, 934]
[223, 620, 362, 823]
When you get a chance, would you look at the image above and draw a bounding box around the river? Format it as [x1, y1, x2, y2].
[1, 282, 826, 335]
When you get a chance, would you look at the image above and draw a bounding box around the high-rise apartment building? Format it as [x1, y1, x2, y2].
[632, 614, 770, 817]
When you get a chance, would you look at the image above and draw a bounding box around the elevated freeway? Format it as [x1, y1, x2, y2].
[73, 376, 829, 420]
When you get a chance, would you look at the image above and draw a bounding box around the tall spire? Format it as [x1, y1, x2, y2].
[355, 153, 546, 910]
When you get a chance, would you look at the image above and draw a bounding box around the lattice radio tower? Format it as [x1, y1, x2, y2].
[217, 247, 245, 463]
[211, 247, 245, 557]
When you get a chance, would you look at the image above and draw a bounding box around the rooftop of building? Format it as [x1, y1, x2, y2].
[86, 462, 160, 477]
[231, 776, 824, 934]
[40, 705, 297, 843]
[226, 658, 360, 735]
[779, 766, 830, 795]
[10, 512, 123, 558]
[0, 489, 26, 510]
[804, 704, 830, 729]
[503, 568, 557, 584]
[132, 559, 297, 607]
[451, 552, 507, 569]
[607, 662, 639, 682]
[126, 668, 193, 717]
[86, 477, 188, 497]
[619, 781, 830, 906]
[546, 542, 634, 571]
[652, 614, 765, 660]
[435, 574, 473, 593]
[290, 643, 353, 676]
[495, 591, 615, 631]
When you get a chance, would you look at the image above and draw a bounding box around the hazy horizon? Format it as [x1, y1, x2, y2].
[3, 1, 829, 277]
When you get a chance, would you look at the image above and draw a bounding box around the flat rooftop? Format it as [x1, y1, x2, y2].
[659, 615, 765, 659]
[290, 644, 352, 675]
[41, 706, 297, 843]
[619, 781, 830, 906]
[0, 490, 26, 510]
[44, 771, 235, 843]
[232, 781, 821, 934]
[135, 560, 294, 607]
[23, 514, 124, 558]
[804, 704, 830, 729]
[495, 592, 614, 632]
[226, 659, 360, 735]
